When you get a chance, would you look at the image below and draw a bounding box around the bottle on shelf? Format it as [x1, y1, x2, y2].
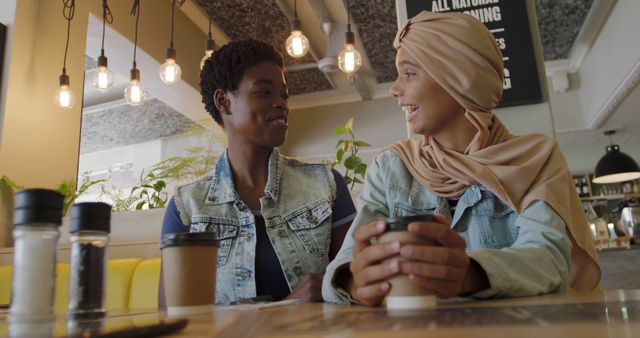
[574, 177, 582, 196]
[581, 177, 590, 197]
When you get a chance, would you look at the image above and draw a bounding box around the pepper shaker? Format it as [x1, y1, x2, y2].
[67, 202, 111, 319]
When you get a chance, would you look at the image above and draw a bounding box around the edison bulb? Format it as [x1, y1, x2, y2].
[286, 30, 309, 58]
[54, 85, 75, 109]
[159, 58, 182, 85]
[124, 80, 147, 106]
[92, 66, 113, 91]
[200, 49, 214, 70]
[338, 45, 362, 74]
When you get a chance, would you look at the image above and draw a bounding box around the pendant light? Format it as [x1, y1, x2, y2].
[285, 0, 310, 58]
[159, 0, 182, 85]
[125, 0, 147, 106]
[92, 0, 114, 91]
[593, 130, 640, 184]
[200, 11, 215, 70]
[55, 0, 76, 109]
[338, 0, 362, 74]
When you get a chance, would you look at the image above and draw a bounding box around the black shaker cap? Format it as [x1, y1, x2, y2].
[13, 188, 64, 226]
[70, 202, 112, 233]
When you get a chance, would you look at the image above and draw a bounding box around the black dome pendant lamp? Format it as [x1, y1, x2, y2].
[592, 130, 640, 184]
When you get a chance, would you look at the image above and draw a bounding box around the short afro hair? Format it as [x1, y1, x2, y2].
[200, 39, 284, 126]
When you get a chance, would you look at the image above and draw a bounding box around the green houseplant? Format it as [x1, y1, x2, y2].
[0, 173, 105, 217]
[332, 118, 370, 190]
[1, 175, 21, 247]
[101, 145, 222, 211]
[56, 173, 107, 216]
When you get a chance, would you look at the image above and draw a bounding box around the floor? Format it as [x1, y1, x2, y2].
[598, 245, 640, 290]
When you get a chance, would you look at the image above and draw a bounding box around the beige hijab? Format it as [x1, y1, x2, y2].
[389, 11, 600, 291]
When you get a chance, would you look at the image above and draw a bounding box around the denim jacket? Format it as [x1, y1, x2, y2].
[174, 149, 336, 304]
[322, 150, 571, 303]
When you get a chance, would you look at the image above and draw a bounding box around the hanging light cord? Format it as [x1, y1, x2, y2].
[100, 0, 113, 56]
[607, 131, 615, 145]
[249, 0, 257, 39]
[208, 8, 212, 38]
[294, 0, 297, 19]
[130, 0, 141, 67]
[346, 0, 351, 32]
[61, 0, 75, 72]
[170, 0, 176, 48]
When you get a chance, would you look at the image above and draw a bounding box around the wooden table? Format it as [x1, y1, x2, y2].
[174, 289, 640, 338]
[1, 290, 639, 337]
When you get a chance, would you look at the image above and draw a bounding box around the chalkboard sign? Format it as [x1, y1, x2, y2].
[398, 0, 542, 108]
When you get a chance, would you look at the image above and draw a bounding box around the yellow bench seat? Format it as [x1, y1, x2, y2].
[0, 258, 159, 312]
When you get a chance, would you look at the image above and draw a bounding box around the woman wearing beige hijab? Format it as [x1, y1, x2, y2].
[321, 10, 600, 306]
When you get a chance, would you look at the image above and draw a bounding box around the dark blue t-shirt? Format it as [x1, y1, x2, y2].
[161, 169, 356, 300]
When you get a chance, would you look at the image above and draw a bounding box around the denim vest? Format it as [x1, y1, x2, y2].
[174, 149, 336, 304]
[322, 150, 571, 303]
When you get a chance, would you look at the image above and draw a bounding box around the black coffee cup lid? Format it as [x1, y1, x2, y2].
[384, 215, 434, 232]
[70, 202, 112, 233]
[160, 232, 220, 249]
[13, 188, 64, 226]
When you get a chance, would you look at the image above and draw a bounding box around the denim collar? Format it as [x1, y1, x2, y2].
[263, 149, 282, 201]
[451, 184, 482, 227]
[459, 184, 482, 207]
[206, 149, 282, 205]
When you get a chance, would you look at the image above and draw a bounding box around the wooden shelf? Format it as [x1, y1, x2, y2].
[581, 194, 626, 202]
[581, 193, 640, 202]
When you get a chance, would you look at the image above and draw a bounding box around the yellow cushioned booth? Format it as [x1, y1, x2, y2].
[0, 264, 12, 305]
[128, 258, 161, 310]
[0, 258, 156, 312]
[105, 258, 144, 310]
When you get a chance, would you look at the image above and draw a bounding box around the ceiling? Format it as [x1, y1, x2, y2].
[535, 0, 594, 61]
[80, 98, 200, 154]
[80, 0, 607, 154]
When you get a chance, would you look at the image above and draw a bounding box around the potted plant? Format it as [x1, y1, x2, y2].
[332, 118, 370, 191]
[0, 176, 20, 247]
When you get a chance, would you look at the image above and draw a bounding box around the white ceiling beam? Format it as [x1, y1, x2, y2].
[274, 0, 337, 90]
[179, 0, 231, 46]
[544, 0, 617, 76]
[84, 14, 211, 127]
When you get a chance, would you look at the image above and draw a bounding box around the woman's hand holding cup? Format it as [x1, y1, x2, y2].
[349, 214, 476, 308]
[397, 214, 470, 298]
[348, 220, 402, 306]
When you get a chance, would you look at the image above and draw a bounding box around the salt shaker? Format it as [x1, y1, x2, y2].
[67, 202, 111, 319]
[9, 188, 64, 321]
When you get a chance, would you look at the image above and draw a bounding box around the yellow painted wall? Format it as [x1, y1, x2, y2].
[0, 0, 205, 189]
[0, 0, 88, 188]
[281, 96, 406, 158]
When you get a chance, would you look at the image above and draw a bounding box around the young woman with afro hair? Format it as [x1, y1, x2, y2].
[161, 39, 356, 305]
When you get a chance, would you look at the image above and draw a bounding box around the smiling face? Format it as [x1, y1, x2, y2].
[218, 61, 290, 148]
[389, 48, 465, 136]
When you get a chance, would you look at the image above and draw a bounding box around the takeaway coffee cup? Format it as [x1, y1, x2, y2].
[378, 215, 438, 310]
[160, 232, 219, 316]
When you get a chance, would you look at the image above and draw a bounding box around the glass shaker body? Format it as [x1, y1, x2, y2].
[66, 201, 112, 320]
[9, 224, 60, 321]
[68, 230, 109, 318]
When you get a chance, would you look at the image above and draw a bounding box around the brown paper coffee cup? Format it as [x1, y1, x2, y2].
[378, 215, 438, 310]
[160, 232, 219, 316]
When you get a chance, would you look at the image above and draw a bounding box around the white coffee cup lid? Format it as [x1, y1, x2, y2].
[385, 295, 437, 310]
[166, 304, 214, 317]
